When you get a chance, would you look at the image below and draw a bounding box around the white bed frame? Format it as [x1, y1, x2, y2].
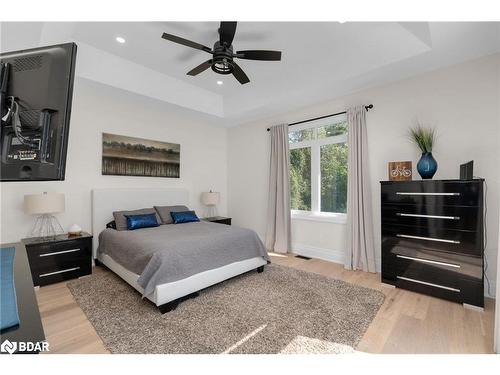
[91, 188, 266, 310]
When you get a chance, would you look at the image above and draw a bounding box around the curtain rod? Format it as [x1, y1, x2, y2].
[266, 104, 373, 131]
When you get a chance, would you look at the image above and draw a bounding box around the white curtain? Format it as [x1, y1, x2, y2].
[265, 124, 291, 253]
[345, 106, 376, 272]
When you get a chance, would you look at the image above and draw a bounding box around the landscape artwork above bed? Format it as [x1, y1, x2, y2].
[102, 133, 180, 178]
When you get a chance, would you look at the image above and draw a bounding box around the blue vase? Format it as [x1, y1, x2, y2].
[417, 152, 437, 179]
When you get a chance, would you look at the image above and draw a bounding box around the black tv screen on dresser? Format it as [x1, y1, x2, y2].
[0, 43, 77, 181]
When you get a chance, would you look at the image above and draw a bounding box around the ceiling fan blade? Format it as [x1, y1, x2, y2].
[186, 60, 213, 76]
[219, 22, 237, 46]
[236, 50, 282, 61]
[232, 62, 250, 85]
[161, 32, 212, 53]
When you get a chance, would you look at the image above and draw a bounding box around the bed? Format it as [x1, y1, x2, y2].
[91, 188, 268, 313]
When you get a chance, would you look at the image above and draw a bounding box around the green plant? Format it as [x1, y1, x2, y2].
[409, 125, 435, 153]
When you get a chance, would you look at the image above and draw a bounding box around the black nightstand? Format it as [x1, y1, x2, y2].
[22, 232, 93, 287]
[202, 216, 232, 225]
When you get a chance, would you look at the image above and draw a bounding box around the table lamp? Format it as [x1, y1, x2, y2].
[201, 191, 220, 218]
[24, 192, 65, 238]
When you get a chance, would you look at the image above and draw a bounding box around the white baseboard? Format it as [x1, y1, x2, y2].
[291, 243, 344, 265]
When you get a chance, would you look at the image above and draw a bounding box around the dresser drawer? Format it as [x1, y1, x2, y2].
[382, 204, 481, 232]
[381, 181, 483, 207]
[28, 245, 90, 270]
[395, 254, 461, 291]
[395, 276, 462, 304]
[29, 250, 90, 275]
[26, 238, 91, 258]
[382, 224, 482, 256]
[382, 249, 484, 307]
[31, 259, 91, 287]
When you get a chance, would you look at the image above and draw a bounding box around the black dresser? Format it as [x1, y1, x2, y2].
[381, 179, 484, 308]
[22, 233, 93, 287]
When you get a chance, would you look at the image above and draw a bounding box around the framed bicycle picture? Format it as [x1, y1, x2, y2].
[388, 161, 412, 181]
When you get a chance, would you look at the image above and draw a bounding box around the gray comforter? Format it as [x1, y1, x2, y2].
[97, 221, 269, 297]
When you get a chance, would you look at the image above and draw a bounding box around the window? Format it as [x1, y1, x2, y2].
[289, 114, 348, 219]
[289, 128, 314, 143]
[290, 147, 311, 210]
[320, 143, 348, 213]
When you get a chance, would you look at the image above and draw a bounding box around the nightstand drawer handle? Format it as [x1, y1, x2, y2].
[39, 267, 80, 278]
[396, 234, 460, 244]
[397, 276, 460, 292]
[39, 248, 81, 257]
[396, 254, 460, 268]
[396, 213, 460, 220]
[396, 192, 460, 196]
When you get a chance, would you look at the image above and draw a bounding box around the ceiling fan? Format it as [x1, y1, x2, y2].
[161, 22, 282, 85]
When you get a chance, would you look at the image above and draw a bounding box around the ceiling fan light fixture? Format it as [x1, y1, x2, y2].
[212, 59, 234, 75]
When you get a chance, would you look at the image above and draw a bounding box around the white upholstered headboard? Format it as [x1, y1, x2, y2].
[91, 188, 189, 257]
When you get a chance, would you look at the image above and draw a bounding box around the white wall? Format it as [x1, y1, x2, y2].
[228, 53, 500, 296]
[495, 56, 500, 352]
[0, 78, 228, 243]
[496, 211, 500, 352]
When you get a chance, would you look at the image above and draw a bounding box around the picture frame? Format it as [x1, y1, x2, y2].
[102, 133, 180, 178]
[388, 161, 412, 181]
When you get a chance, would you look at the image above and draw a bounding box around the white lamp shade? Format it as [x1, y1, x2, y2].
[201, 191, 220, 206]
[24, 192, 65, 215]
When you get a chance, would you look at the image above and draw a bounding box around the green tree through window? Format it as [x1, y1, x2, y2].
[289, 118, 348, 214]
[320, 143, 348, 213]
[290, 147, 311, 210]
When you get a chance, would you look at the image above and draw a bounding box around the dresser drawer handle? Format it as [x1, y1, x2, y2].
[397, 276, 460, 292]
[39, 267, 80, 278]
[39, 248, 81, 257]
[396, 192, 460, 196]
[396, 234, 460, 244]
[396, 254, 460, 268]
[396, 213, 460, 220]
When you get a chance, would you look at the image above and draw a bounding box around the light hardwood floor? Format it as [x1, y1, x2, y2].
[35, 253, 496, 354]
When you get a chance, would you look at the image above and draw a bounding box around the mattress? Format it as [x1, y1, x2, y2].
[97, 221, 269, 297]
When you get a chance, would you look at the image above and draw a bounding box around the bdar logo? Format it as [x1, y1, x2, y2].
[1, 340, 17, 354]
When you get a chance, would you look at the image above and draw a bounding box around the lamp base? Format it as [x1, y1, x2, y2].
[29, 214, 64, 239]
[204, 206, 218, 218]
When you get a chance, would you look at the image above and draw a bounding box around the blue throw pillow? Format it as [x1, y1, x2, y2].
[170, 210, 200, 224]
[125, 213, 159, 230]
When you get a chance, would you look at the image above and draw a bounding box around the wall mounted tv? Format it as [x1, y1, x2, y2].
[0, 43, 77, 181]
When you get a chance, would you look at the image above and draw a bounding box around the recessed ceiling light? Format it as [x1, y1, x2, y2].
[116, 36, 126, 44]
[217, 80, 223, 85]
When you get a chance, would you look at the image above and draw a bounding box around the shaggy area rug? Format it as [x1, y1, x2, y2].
[67, 264, 384, 354]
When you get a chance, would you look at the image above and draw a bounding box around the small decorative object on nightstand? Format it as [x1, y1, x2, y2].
[202, 216, 232, 225]
[68, 223, 83, 236]
[22, 232, 93, 287]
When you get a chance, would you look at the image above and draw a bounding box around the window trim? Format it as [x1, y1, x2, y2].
[289, 113, 347, 216]
[291, 210, 347, 224]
